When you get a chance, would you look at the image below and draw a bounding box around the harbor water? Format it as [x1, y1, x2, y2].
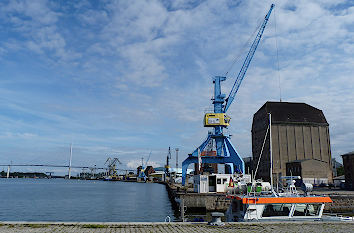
[0, 179, 175, 222]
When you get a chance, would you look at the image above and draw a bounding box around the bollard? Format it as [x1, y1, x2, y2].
[208, 212, 225, 226]
[165, 216, 171, 222]
[181, 197, 185, 222]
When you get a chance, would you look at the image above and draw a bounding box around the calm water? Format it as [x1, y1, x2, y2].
[0, 179, 175, 222]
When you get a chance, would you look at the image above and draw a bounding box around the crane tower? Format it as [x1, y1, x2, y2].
[181, 4, 274, 185]
[105, 157, 122, 180]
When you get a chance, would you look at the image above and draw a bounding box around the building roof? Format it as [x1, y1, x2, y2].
[243, 157, 253, 162]
[333, 175, 345, 180]
[341, 151, 354, 157]
[154, 167, 165, 172]
[287, 158, 328, 164]
[255, 101, 328, 125]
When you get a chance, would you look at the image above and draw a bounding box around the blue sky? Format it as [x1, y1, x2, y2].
[1, 0, 353, 175]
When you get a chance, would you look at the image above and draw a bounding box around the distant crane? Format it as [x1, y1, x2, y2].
[105, 157, 122, 179]
[165, 147, 172, 177]
[138, 151, 152, 181]
[175, 148, 179, 171]
[182, 4, 274, 185]
[89, 165, 97, 179]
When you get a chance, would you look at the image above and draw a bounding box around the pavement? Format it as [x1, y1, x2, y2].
[0, 222, 353, 233]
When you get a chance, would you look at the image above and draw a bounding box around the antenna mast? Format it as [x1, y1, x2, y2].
[68, 143, 73, 179]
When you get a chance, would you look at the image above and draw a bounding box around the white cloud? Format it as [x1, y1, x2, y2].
[4, 0, 59, 25]
[0, 132, 37, 139]
[126, 159, 161, 170]
[0, 0, 80, 62]
[78, 9, 109, 26]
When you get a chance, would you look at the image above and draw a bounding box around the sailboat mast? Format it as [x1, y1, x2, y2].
[269, 113, 274, 192]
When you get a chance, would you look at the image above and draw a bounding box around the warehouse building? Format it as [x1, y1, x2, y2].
[341, 152, 354, 190]
[252, 102, 333, 185]
[286, 159, 331, 184]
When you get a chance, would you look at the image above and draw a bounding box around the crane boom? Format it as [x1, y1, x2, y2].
[224, 4, 274, 113]
[145, 151, 152, 167]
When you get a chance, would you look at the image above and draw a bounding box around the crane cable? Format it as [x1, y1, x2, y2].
[274, 7, 282, 102]
[223, 16, 264, 77]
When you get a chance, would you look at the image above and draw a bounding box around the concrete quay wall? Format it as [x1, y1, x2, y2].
[164, 182, 231, 212]
[180, 193, 231, 211]
[326, 194, 354, 213]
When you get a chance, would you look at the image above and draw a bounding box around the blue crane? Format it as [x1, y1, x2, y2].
[182, 4, 274, 185]
[138, 151, 152, 181]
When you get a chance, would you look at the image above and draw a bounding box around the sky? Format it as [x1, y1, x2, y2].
[0, 0, 353, 175]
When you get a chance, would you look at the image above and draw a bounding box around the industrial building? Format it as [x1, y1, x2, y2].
[252, 102, 333, 185]
[194, 163, 218, 175]
[341, 152, 354, 190]
[286, 159, 331, 184]
[137, 165, 155, 177]
[332, 158, 343, 177]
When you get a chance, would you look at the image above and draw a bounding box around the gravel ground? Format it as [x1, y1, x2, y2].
[0, 222, 353, 233]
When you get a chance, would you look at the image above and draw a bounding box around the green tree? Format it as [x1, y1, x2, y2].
[336, 166, 344, 176]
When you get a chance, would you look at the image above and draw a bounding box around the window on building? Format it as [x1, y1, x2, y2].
[293, 204, 321, 217]
[262, 204, 292, 217]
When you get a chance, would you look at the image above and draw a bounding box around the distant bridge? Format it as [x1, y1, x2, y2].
[0, 164, 135, 172]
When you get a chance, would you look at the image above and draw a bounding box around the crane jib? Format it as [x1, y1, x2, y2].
[223, 4, 274, 113]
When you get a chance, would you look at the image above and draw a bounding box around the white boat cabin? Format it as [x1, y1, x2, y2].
[194, 174, 251, 193]
[226, 195, 332, 221]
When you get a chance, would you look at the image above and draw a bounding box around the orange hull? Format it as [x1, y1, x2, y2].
[243, 196, 332, 204]
[227, 195, 332, 204]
